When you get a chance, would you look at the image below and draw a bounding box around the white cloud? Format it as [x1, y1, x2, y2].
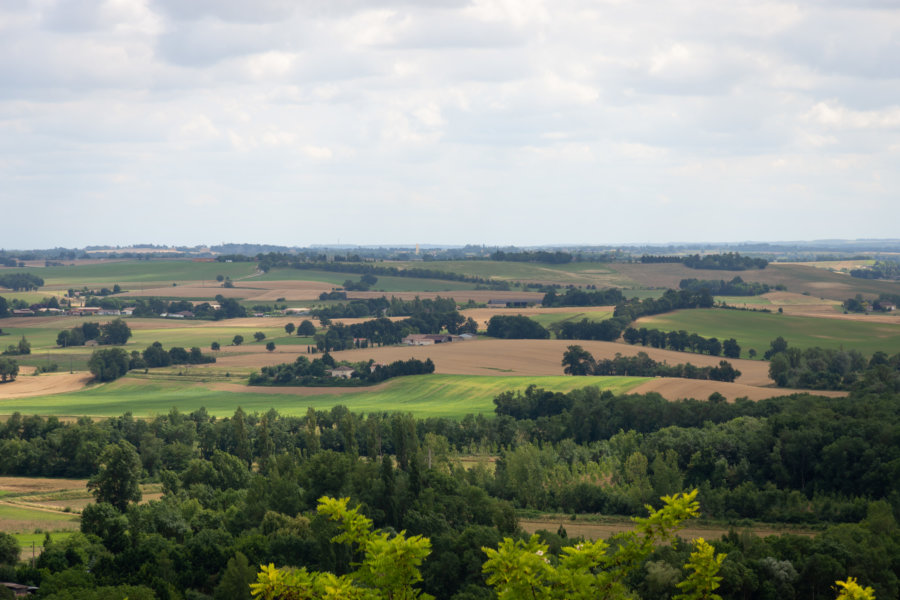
[1, 0, 899, 247]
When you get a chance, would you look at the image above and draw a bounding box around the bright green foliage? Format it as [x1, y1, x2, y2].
[835, 578, 877, 600]
[674, 538, 725, 600]
[481, 490, 715, 600]
[251, 496, 433, 600]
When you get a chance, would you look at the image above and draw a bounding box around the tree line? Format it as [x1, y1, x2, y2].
[2, 380, 900, 597]
[57, 319, 132, 347]
[679, 276, 774, 296]
[641, 252, 768, 270]
[0, 272, 44, 290]
[249, 356, 435, 387]
[623, 326, 741, 358]
[541, 286, 624, 307]
[850, 261, 900, 280]
[489, 249, 574, 263]
[561, 345, 741, 381]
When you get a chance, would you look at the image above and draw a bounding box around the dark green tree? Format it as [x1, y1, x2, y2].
[284, 322, 295, 335]
[0, 357, 18, 382]
[265, 341, 275, 352]
[253, 331, 265, 342]
[88, 347, 130, 382]
[562, 345, 595, 375]
[100, 318, 132, 345]
[87, 440, 142, 511]
[214, 551, 255, 600]
[297, 320, 317, 336]
[0, 531, 19, 565]
[232, 335, 244, 346]
[722, 338, 741, 359]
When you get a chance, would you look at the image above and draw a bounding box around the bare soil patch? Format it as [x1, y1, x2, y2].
[0, 371, 93, 399]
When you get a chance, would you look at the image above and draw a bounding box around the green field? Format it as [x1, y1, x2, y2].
[12, 260, 258, 288]
[0, 503, 80, 533]
[387, 260, 634, 286]
[13, 532, 76, 559]
[0, 374, 648, 419]
[257, 268, 482, 293]
[1, 317, 305, 352]
[637, 309, 900, 357]
[529, 309, 615, 329]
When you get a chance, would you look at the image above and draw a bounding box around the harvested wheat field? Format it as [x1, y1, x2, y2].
[207, 338, 771, 384]
[348, 290, 546, 304]
[119, 280, 336, 301]
[0, 477, 88, 495]
[326, 339, 773, 384]
[628, 377, 846, 402]
[520, 518, 815, 541]
[614, 263, 900, 301]
[0, 368, 94, 399]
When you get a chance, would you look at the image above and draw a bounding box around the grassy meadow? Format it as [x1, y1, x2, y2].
[257, 268, 482, 293]
[27, 260, 258, 288]
[0, 374, 648, 419]
[636, 308, 900, 357]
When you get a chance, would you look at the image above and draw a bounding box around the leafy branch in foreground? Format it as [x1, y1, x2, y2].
[251, 496, 432, 600]
[251, 492, 875, 600]
[481, 490, 722, 600]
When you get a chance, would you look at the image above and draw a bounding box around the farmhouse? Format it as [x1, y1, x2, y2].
[69, 307, 101, 316]
[327, 365, 356, 379]
[402, 333, 454, 345]
[11, 309, 35, 316]
[98, 309, 120, 316]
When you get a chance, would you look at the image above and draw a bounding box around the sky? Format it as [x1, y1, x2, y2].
[1, 0, 898, 249]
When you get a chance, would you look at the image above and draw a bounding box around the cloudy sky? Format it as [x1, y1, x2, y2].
[1, 0, 898, 249]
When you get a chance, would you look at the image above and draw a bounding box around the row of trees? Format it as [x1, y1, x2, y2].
[850, 261, 900, 280]
[490, 249, 574, 263]
[1, 387, 898, 597]
[57, 319, 132, 347]
[249, 356, 435, 386]
[541, 286, 624, 307]
[310, 296, 460, 321]
[561, 346, 741, 381]
[0, 272, 44, 290]
[640, 252, 768, 270]
[623, 327, 741, 358]
[679, 276, 772, 296]
[613, 289, 716, 321]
